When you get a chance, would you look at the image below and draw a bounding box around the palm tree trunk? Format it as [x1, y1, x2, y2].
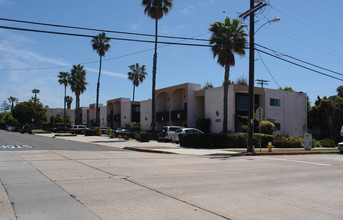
[96, 55, 102, 127]
[76, 94, 80, 125]
[223, 65, 230, 133]
[133, 85, 136, 101]
[151, 17, 158, 139]
[64, 85, 66, 126]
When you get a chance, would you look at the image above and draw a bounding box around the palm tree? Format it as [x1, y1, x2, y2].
[142, 0, 173, 137]
[128, 63, 148, 101]
[58, 71, 70, 125]
[65, 96, 73, 109]
[91, 32, 110, 126]
[209, 17, 248, 133]
[7, 96, 18, 111]
[69, 65, 88, 125]
[32, 89, 40, 104]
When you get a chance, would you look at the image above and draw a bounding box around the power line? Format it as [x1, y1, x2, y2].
[256, 50, 281, 88]
[255, 47, 343, 82]
[0, 17, 209, 42]
[255, 43, 343, 77]
[1, 22, 343, 83]
[0, 25, 212, 48]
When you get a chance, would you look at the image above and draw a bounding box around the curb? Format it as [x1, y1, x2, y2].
[244, 151, 340, 156]
[123, 147, 178, 154]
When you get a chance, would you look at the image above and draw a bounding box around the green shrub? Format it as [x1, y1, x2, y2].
[196, 118, 211, 133]
[140, 132, 151, 142]
[84, 127, 101, 136]
[258, 120, 275, 135]
[319, 138, 336, 147]
[312, 138, 322, 148]
[133, 131, 141, 141]
[109, 133, 115, 139]
[32, 129, 52, 134]
[123, 135, 130, 140]
[125, 121, 140, 131]
[105, 127, 113, 135]
[273, 135, 302, 148]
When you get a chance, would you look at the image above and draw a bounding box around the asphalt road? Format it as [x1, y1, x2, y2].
[1, 130, 343, 219]
[0, 130, 124, 151]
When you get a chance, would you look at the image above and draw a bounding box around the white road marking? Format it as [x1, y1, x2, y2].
[261, 157, 331, 166]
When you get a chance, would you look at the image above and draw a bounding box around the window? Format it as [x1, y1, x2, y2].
[270, 98, 281, 107]
[275, 123, 281, 131]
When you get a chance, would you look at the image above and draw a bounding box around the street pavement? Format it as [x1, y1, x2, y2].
[43, 133, 242, 156]
[1, 131, 343, 219]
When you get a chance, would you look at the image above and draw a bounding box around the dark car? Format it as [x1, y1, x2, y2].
[20, 125, 32, 134]
[114, 129, 133, 137]
[56, 126, 71, 133]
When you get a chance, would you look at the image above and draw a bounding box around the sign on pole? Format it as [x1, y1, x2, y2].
[256, 107, 263, 121]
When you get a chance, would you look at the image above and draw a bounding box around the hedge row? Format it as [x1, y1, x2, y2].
[179, 133, 274, 149]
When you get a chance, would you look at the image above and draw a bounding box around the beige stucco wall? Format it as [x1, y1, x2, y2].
[264, 89, 307, 137]
[140, 99, 151, 131]
[204, 86, 236, 133]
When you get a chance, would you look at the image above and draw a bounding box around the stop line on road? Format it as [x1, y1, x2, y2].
[0, 145, 33, 149]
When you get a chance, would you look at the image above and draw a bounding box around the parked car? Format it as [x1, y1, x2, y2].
[71, 125, 87, 134]
[114, 129, 133, 137]
[172, 128, 204, 143]
[100, 126, 110, 134]
[160, 126, 184, 141]
[20, 125, 32, 134]
[339, 126, 343, 153]
[56, 126, 71, 133]
[7, 126, 17, 132]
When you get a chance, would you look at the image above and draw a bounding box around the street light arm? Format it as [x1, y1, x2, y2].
[254, 17, 280, 34]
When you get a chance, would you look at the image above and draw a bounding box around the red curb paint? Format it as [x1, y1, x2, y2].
[245, 151, 322, 156]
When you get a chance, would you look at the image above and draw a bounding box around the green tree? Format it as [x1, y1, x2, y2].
[66, 96, 73, 109]
[7, 96, 18, 111]
[32, 89, 40, 104]
[4, 112, 19, 127]
[142, 0, 173, 137]
[202, 81, 214, 89]
[69, 65, 88, 125]
[128, 63, 148, 101]
[12, 101, 46, 127]
[236, 76, 247, 85]
[337, 85, 343, 98]
[92, 32, 110, 126]
[209, 17, 248, 133]
[58, 71, 70, 125]
[0, 101, 10, 113]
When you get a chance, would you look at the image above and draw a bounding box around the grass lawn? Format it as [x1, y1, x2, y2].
[227, 148, 340, 153]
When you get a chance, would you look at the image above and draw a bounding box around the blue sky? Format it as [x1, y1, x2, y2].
[0, 0, 342, 108]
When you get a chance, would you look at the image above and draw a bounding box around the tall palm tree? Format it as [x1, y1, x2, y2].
[142, 0, 173, 137]
[209, 17, 248, 133]
[128, 63, 148, 101]
[7, 96, 18, 111]
[69, 65, 88, 125]
[58, 71, 70, 125]
[32, 89, 40, 104]
[65, 96, 73, 109]
[91, 32, 110, 126]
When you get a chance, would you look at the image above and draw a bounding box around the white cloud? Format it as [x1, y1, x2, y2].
[180, 5, 195, 15]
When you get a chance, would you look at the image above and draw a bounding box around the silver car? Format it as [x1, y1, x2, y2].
[160, 126, 183, 141]
[172, 128, 204, 143]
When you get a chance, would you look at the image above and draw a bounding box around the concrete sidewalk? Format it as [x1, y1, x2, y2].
[37, 133, 241, 156]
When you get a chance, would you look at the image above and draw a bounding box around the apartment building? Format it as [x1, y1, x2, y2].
[46, 83, 307, 137]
